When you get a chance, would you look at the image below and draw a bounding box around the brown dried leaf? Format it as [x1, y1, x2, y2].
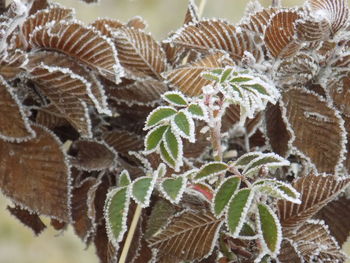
[29, 21, 124, 83]
[127, 16, 147, 30]
[343, 116, 350, 173]
[240, 8, 277, 34]
[0, 124, 71, 222]
[29, 64, 93, 137]
[7, 205, 46, 235]
[277, 173, 350, 229]
[295, 15, 331, 41]
[282, 88, 346, 174]
[184, 0, 199, 25]
[315, 196, 350, 246]
[278, 239, 302, 263]
[286, 220, 346, 262]
[0, 49, 27, 79]
[264, 11, 301, 58]
[264, 102, 291, 157]
[69, 139, 117, 171]
[35, 104, 70, 129]
[328, 75, 350, 117]
[113, 26, 167, 79]
[168, 19, 263, 62]
[91, 18, 123, 38]
[147, 210, 223, 261]
[163, 52, 229, 96]
[29, 0, 49, 16]
[103, 130, 143, 155]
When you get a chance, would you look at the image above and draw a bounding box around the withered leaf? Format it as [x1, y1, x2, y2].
[184, 0, 199, 25]
[7, 205, 46, 236]
[126, 16, 147, 30]
[35, 104, 70, 130]
[29, 21, 124, 83]
[0, 124, 71, 222]
[277, 173, 350, 229]
[315, 196, 350, 246]
[328, 75, 350, 117]
[103, 130, 144, 155]
[91, 18, 124, 38]
[147, 210, 223, 261]
[282, 88, 346, 174]
[69, 139, 117, 171]
[163, 52, 230, 96]
[240, 8, 277, 34]
[113, 26, 167, 79]
[278, 239, 302, 263]
[264, 10, 301, 58]
[0, 49, 27, 79]
[0, 76, 35, 142]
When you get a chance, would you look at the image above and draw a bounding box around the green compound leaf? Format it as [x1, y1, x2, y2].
[172, 110, 195, 142]
[213, 176, 241, 217]
[188, 103, 207, 120]
[164, 127, 181, 161]
[118, 170, 131, 187]
[162, 91, 188, 106]
[194, 162, 228, 182]
[242, 152, 290, 176]
[131, 176, 156, 207]
[227, 188, 254, 237]
[104, 186, 130, 247]
[160, 176, 187, 204]
[160, 141, 176, 169]
[145, 106, 177, 129]
[144, 125, 168, 153]
[257, 203, 282, 256]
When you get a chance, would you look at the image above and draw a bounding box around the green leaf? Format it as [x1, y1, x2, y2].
[239, 222, 256, 238]
[145, 125, 168, 153]
[242, 153, 290, 176]
[105, 186, 130, 246]
[118, 170, 131, 187]
[172, 110, 195, 142]
[213, 176, 241, 217]
[132, 176, 155, 207]
[164, 128, 180, 161]
[257, 203, 282, 256]
[188, 103, 206, 120]
[233, 152, 262, 168]
[161, 176, 187, 204]
[227, 188, 254, 237]
[253, 179, 300, 203]
[194, 162, 228, 182]
[145, 106, 177, 129]
[155, 163, 167, 178]
[163, 91, 188, 106]
[220, 67, 234, 82]
[160, 141, 176, 168]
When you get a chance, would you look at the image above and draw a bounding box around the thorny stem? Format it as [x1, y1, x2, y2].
[118, 205, 142, 263]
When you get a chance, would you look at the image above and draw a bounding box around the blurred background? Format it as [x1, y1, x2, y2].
[1, 0, 349, 262]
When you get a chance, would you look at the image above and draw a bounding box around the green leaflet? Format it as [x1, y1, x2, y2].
[132, 176, 154, 207]
[160, 141, 176, 168]
[188, 103, 205, 119]
[233, 152, 262, 168]
[105, 186, 129, 245]
[257, 203, 281, 255]
[173, 110, 193, 140]
[145, 106, 177, 129]
[145, 125, 168, 152]
[242, 153, 289, 176]
[213, 176, 241, 217]
[227, 188, 253, 236]
[194, 162, 228, 182]
[239, 222, 256, 237]
[164, 128, 180, 160]
[161, 176, 186, 203]
[118, 170, 131, 187]
[163, 92, 188, 106]
[253, 179, 300, 203]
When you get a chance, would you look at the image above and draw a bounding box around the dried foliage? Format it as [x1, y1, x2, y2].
[1, 0, 350, 262]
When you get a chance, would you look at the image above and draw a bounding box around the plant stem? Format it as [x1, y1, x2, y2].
[118, 205, 142, 263]
[198, 0, 207, 18]
[210, 123, 222, 162]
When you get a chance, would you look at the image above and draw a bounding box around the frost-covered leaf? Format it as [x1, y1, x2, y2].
[188, 103, 207, 120]
[147, 210, 223, 261]
[234, 152, 262, 168]
[35, 104, 69, 130]
[29, 21, 124, 83]
[328, 75, 350, 117]
[0, 125, 71, 222]
[104, 186, 130, 247]
[184, 0, 199, 25]
[227, 188, 254, 237]
[315, 196, 350, 246]
[131, 174, 157, 207]
[145, 106, 177, 129]
[193, 162, 228, 182]
[167, 19, 263, 62]
[29, 64, 93, 137]
[0, 49, 27, 79]
[264, 10, 301, 58]
[213, 176, 241, 217]
[103, 130, 143, 155]
[69, 139, 117, 171]
[163, 52, 230, 96]
[7, 205, 46, 236]
[160, 176, 187, 204]
[0, 76, 35, 142]
[257, 203, 282, 256]
[278, 173, 350, 229]
[282, 88, 346, 174]
[162, 91, 188, 106]
[286, 220, 346, 262]
[112, 26, 167, 78]
[90, 18, 123, 38]
[253, 179, 300, 203]
[163, 127, 183, 170]
[145, 125, 168, 153]
[240, 8, 277, 34]
[240, 152, 290, 176]
[118, 170, 131, 187]
[277, 239, 302, 263]
[172, 110, 195, 142]
[160, 141, 176, 169]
